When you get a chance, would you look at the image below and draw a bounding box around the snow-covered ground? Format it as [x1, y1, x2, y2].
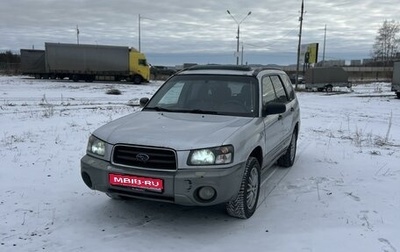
[1, 76, 399, 252]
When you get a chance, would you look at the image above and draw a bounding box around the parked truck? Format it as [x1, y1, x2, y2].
[303, 66, 351, 92]
[392, 61, 400, 99]
[20, 43, 150, 84]
[20, 49, 46, 78]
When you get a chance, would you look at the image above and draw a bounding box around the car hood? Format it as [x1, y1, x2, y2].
[93, 111, 254, 150]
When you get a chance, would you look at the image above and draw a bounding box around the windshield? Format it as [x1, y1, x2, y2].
[144, 74, 259, 117]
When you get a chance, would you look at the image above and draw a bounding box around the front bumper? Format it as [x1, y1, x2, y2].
[80, 155, 245, 206]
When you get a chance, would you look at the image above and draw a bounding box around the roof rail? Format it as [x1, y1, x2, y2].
[188, 64, 253, 71]
[252, 67, 283, 76]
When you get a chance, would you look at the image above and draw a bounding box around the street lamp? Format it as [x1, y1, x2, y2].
[227, 10, 252, 65]
[138, 14, 153, 52]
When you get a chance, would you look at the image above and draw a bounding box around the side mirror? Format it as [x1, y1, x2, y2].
[139, 97, 150, 107]
[262, 102, 286, 116]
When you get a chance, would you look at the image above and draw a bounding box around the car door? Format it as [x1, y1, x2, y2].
[261, 75, 285, 167]
[269, 75, 293, 142]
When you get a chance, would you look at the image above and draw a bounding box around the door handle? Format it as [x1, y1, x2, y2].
[278, 115, 283, 120]
[290, 107, 294, 112]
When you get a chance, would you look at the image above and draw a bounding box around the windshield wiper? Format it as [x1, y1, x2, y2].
[144, 106, 173, 112]
[187, 109, 218, 115]
[145, 107, 218, 115]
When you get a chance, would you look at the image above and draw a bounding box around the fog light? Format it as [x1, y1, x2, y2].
[198, 186, 216, 201]
[81, 172, 93, 188]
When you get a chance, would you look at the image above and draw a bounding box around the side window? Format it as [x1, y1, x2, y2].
[262, 76, 276, 104]
[281, 74, 295, 101]
[138, 59, 147, 66]
[270, 75, 289, 103]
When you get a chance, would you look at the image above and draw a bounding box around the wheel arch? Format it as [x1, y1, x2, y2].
[249, 146, 263, 169]
[294, 122, 300, 136]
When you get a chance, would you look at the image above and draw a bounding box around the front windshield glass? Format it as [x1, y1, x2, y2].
[144, 74, 259, 117]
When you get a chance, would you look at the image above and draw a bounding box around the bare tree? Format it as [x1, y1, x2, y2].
[372, 20, 400, 65]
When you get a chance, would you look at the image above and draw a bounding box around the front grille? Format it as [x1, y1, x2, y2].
[112, 145, 177, 171]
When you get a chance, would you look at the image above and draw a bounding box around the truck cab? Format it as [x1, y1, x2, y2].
[129, 49, 150, 84]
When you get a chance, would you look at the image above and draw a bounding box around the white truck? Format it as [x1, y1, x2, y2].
[392, 61, 400, 99]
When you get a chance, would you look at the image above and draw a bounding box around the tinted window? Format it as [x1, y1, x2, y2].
[281, 74, 295, 101]
[270, 75, 288, 103]
[262, 76, 276, 104]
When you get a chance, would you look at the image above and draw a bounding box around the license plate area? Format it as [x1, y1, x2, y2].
[109, 173, 164, 193]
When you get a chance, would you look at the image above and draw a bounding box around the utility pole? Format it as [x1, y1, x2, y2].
[322, 24, 326, 66]
[138, 14, 153, 52]
[76, 25, 80, 45]
[138, 14, 141, 52]
[295, 0, 304, 89]
[241, 42, 244, 65]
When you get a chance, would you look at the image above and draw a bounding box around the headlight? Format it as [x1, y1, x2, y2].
[188, 145, 233, 166]
[87, 135, 106, 156]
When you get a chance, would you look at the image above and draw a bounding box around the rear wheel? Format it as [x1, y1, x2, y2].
[278, 130, 298, 167]
[72, 74, 79, 82]
[226, 157, 260, 219]
[397, 92, 400, 99]
[84, 75, 95, 82]
[325, 85, 333, 92]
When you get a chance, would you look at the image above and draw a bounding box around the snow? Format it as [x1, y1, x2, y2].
[1, 76, 399, 252]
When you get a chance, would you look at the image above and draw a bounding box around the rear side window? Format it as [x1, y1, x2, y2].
[270, 75, 289, 103]
[281, 74, 295, 101]
[262, 76, 276, 104]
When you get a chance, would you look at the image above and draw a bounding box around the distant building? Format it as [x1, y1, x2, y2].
[363, 58, 374, 65]
[350, 60, 362, 66]
[316, 60, 345, 67]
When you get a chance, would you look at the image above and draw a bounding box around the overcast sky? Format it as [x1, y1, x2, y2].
[1, 0, 399, 65]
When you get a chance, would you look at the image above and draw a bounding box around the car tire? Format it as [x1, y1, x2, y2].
[278, 130, 298, 167]
[133, 75, 143, 84]
[226, 157, 261, 219]
[72, 74, 79, 82]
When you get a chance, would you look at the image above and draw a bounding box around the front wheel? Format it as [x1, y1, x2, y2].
[226, 157, 260, 219]
[132, 75, 143, 84]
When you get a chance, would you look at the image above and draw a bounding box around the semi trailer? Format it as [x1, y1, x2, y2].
[20, 49, 46, 78]
[20, 43, 150, 84]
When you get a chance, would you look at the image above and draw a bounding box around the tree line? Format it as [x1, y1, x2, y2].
[371, 20, 400, 66]
[0, 50, 20, 64]
[0, 51, 20, 74]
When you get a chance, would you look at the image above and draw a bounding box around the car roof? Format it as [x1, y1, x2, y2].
[177, 64, 285, 77]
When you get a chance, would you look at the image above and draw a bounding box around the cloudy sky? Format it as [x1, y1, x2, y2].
[1, 0, 399, 65]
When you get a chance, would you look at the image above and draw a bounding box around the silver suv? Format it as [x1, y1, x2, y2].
[81, 65, 300, 219]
